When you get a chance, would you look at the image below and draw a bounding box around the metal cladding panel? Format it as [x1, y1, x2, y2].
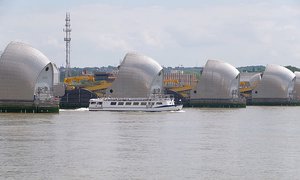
[294, 71, 300, 99]
[252, 64, 295, 99]
[191, 60, 240, 99]
[51, 63, 60, 85]
[106, 53, 163, 98]
[0, 42, 51, 101]
[249, 73, 262, 88]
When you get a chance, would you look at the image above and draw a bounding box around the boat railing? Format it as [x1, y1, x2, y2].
[101, 94, 173, 101]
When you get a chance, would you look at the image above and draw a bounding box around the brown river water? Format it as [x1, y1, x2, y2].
[0, 106, 300, 179]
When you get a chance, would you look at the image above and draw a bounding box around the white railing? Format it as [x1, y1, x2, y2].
[102, 94, 173, 101]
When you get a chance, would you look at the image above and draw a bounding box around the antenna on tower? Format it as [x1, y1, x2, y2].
[64, 12, 72, 78]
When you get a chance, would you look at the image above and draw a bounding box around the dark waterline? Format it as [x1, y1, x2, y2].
[0, 107, 300, 179]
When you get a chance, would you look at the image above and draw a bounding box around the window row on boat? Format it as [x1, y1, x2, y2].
[108, 101, 163, 106]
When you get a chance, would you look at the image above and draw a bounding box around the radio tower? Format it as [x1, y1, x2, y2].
[64, 12, 72, 78]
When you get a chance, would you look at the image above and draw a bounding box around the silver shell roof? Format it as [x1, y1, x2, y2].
[252, 64, 295, 99]
[294, 71, 300, 99]
[249, 73, 262, 88]
[191, 59, 240, 99]
[106, 53, 163, 98]
[0, 42, 52, 101]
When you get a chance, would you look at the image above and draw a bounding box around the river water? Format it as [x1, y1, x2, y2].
[0, 107, 300, 179]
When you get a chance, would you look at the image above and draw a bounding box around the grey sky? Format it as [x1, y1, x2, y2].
[1, 0, 300, 68]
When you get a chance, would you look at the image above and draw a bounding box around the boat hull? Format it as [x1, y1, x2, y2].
[89, 104, 183, 112]
[88, 96, 183, 112]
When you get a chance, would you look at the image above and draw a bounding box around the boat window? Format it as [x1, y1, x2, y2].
[118, 102, 124, 105]
[156, 102, 163, 105]
[125, 102, 132, 105]
[90, 102, 96, 104]
[110, 102, 117, 105]
[141, 102, 147, 105]
[97, 102, 102, 105]
[133, 102, 139, 105]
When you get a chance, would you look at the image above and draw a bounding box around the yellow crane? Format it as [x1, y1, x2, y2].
[64, 75, 95, 85]
[164, 79, 180, 85]
[164, 79, 193, 98]
[239, 81, 255, 93]
[84, 81, 112, 91]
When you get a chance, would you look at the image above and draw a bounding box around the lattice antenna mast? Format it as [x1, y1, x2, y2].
[64, 12, 72, 78]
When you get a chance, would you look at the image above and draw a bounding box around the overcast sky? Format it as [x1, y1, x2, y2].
[1, 0, 300, 68]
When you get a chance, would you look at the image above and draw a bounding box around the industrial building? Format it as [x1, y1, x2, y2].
[189, 60, 246, 107]
[106, 53, 163, 98]
[60, 88, 97, 108]
[249, 64, 299, 105]
[164, 71, 197, 87]
[0, 41, 64, 113]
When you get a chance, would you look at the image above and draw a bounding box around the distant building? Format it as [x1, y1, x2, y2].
[164, 71, 197, 87]
[0, 41, 64, 113]
[94, 72, 115, 82]
[60, 88, 97, 109]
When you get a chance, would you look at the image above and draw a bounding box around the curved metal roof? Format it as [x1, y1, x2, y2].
[51, 62, 60, 85]
[294, 71, 300, 99]
[191, 59, 240, 99]
[106, 52, 163, 98]
[249, 73, 262, 88]
[252, 64, 295, 99]
[0, 42, 52, 101]
[295, 71, 300, 83]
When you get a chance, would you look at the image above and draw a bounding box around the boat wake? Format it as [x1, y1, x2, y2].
[60, 108, 89, 112]
[171, 110, 185, 113]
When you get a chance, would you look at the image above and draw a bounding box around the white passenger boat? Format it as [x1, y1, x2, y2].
[88, 94, 183, 112]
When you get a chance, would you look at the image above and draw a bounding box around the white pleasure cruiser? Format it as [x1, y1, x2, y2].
[88, 94, 183, 112]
